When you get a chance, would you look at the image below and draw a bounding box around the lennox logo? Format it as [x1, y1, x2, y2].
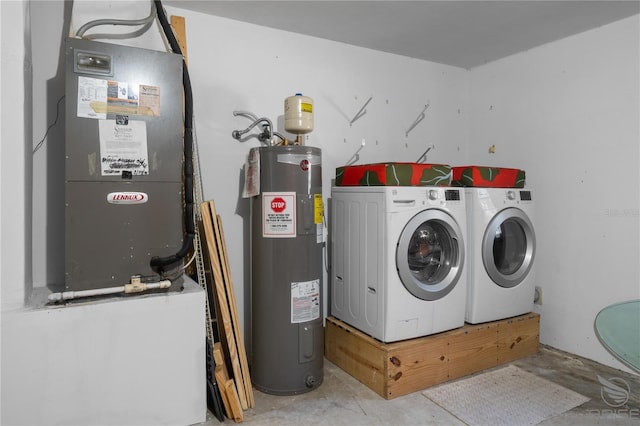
[107, 192, 148, 205]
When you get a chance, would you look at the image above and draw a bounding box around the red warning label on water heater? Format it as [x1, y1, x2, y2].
[263, 192, 296, 238]
[270, 197, 286, 212]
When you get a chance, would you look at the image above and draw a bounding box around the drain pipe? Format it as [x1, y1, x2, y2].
[48, 277, 171, 302]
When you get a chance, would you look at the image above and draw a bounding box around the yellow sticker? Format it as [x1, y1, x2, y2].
[314, 194, 323, 224]
[301, 102, 313, 113]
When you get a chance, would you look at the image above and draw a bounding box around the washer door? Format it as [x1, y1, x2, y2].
[396, 209, 465, 301]
[482, 207, 535, 288]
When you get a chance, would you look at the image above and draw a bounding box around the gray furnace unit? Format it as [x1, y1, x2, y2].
[250, 145, 324, 395]
[64, 38, 184, 292]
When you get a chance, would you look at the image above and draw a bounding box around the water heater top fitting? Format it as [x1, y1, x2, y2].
[284, 94, 313, 135]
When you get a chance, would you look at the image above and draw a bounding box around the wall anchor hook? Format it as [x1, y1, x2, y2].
[346, 139, 366, 165]
[405, 103, 430, 137]
[416, 144, 435, 163]
[350, 97, 373, 126]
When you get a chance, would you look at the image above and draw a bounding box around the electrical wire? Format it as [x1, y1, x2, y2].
[150, 0, 195, 272]
[161, 251, 197, 282]
[75, 1, 157, 38]
[182, 249, 198, 271]
[33, 95, 65, 154]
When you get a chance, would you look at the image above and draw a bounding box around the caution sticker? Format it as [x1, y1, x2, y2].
[314, 194, 323, 224]
[291, 279, 320, 323]
[300, 102, 313, 113]
[262, 192, 296, 238]
[98, 119, 148, 176]
[76, 76, 161, 119]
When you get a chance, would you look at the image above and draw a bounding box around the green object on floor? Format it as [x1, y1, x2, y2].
[594, 300, 640, 373]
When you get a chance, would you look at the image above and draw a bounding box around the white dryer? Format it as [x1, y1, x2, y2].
[330, 186, 467, 342]
[465, 188, 536, 324]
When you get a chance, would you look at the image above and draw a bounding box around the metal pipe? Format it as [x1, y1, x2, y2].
[232, 117, 273, 142]
[233, 110, 259, 122]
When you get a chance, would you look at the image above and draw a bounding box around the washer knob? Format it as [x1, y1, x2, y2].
[507, 190, 516, 200]
[428, 189, 438, 200]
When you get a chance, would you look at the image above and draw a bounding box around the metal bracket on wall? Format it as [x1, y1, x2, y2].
[416, 144, 435, 163]
[346, 139, 366, 165]
[350, 96, 373, 126]
[405, 103, 430, 137]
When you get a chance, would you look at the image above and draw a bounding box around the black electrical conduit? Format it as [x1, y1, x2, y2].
[150, 0, 195, 273]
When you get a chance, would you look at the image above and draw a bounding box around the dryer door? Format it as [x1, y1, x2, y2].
[396, 209, 465, 301]
[482, 207, 535, 288]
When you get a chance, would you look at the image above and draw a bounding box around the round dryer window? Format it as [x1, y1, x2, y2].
[482, 207, 535, 288]
[396, 210, 464, 301]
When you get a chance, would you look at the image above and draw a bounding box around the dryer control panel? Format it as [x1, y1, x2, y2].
[445, 189, 461, 201]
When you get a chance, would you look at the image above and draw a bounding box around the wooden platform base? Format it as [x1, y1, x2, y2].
[325, 313, 540, 399]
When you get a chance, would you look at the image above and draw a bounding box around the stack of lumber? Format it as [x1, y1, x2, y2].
[201, 200, 254, 422]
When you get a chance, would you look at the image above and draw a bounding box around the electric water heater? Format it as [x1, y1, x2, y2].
[249, 145, 324, 395]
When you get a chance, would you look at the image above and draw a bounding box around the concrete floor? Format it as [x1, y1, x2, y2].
[204, 345, 639, 425]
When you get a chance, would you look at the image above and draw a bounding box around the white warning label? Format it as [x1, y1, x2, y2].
[262, 192, 296, 238]
[291, 279, 320, 323]
[77, 76, 108, 119]
[98, 119, 149, 176]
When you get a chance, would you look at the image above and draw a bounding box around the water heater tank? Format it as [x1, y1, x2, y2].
[250, 145, 324, 395]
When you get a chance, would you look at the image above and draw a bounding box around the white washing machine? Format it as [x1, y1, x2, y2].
[465, 187, 536, 324]
[330, 186, 467, 342]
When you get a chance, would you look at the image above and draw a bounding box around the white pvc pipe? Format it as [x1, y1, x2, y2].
[48, 279, 172, 302]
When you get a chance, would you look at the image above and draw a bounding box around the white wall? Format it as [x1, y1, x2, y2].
[1, 0, 33, 311]
[470, 15, 640, 372]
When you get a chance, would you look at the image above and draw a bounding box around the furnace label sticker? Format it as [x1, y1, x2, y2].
[106, 80, 140, 115]
[77, 76, 108, 119]
[98, 119, 149, 176]
[291, 279, 320, 323]
[138, 84, 161, 116]
[262, 192, 296, 238]
[77, 77, 161, 118]
[106, 81, 161, 117]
